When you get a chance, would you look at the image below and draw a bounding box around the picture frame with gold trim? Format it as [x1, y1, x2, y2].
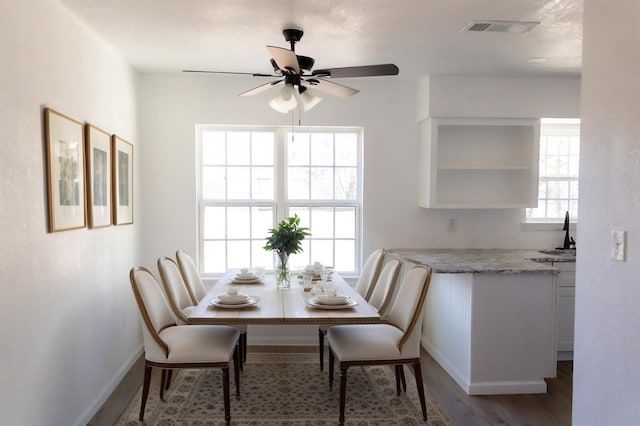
[85, 124, 112, 228]
[112, 135, 133, 225]
[44, 108, 86, 232]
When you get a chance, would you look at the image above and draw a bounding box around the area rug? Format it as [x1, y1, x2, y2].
[116, 353, 452, 425]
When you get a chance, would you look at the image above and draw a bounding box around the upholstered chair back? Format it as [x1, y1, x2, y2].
[130, 267, 174, 360]
[367, 258, 402, 317]
[176, 250, 207, 303]
[157, 257, 194, 323]
[354, 249, 385, 301]
[385, 265, 432, 357]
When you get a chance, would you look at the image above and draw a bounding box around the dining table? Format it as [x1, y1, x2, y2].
[187, 270, 381, 326]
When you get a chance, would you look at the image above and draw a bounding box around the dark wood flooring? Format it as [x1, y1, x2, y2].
[88, 346, 572, 426]
[420, 351, 573, 426]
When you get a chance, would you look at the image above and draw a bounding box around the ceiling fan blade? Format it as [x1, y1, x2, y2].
[312, 63, 399, 79]
[239, 80, 283, 97]
[182, 70, 277, 77]
[267, 46, 300, 74]
[303, 78, 359, 98]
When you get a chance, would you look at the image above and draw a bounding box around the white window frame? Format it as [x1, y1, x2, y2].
[196, 125, 363, 278]
[524, 118, 580, 225]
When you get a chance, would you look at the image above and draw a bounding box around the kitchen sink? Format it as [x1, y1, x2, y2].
[538, 249, 576, 256]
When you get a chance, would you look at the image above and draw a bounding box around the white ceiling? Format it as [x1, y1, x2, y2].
[58, 0, 583, 80]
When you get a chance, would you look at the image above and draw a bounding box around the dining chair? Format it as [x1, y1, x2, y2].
[130, 266, 240, 424]
[157, 257, 198, 324]
[318, 248, 386, 371]
[175, 249, 248, 365]
[327, 265, 433, 425]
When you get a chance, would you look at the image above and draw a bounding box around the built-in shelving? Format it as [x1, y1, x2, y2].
[419, 117, 541, 209]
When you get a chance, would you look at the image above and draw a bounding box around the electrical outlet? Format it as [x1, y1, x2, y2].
[448, 218, 457, 232]
[611, 230, 626, 261]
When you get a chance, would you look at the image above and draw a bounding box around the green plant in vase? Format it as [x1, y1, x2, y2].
[263, 214, 311, 288]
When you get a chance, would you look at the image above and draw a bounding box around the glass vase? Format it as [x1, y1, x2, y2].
[276, 252, 290, 289]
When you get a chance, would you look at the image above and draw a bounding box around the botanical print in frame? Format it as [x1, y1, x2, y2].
[44, 108, 86, 232]
[85, 124, 112, 228]
[112, 135, 134, 225]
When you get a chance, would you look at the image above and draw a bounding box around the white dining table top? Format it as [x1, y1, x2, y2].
[187, 270, 381, 325]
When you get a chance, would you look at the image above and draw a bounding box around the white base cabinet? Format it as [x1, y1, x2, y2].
[554, 262, 576, 359]
[420, 271, 557, 395]
[419, 117, 541, 208]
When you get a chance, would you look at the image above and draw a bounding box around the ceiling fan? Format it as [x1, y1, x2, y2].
[183, 28, 399, 113]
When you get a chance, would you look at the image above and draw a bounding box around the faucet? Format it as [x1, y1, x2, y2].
[558, 211, 576, 250]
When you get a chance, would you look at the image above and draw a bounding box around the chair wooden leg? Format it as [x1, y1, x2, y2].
[222, 367, 231, 425]
[319, 329, 325, 371]
[412, 361, 428, 422]
[233, 345, 241, 398]
[400, 364, 407, 392]
[160, 369, 167, 401]
[339, 367, 348, 425]
[328, 347, 335, 387]
[139, 365, 152, 421]
[165, 369, 173, 390]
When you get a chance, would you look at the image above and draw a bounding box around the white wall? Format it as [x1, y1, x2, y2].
[573, 1, 640, 424]
[0, 1, 140, 425]
[138, 74, 581, 274]
[422, 75, 582, 120]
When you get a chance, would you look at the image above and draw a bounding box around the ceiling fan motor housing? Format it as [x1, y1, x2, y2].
[283, 28, 304, 44]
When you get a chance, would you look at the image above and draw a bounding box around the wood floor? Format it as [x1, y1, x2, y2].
[88, 346, 572, 426]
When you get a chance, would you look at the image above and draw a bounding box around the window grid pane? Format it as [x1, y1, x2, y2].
[526, 120, 580, 222]
[199, 126, 361, 275]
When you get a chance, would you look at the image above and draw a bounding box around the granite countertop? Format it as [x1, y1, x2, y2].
[388, 248, 576, 274]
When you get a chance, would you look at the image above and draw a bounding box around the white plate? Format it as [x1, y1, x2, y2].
[230, 276, 263, 284]
[306, 297, 357, 310]
[216, 295, 250, 304]
[236, 273, 258, 280]
[210, 296, 260, 309]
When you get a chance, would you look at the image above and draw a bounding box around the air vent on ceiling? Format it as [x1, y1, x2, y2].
[463, 20, 539, 34]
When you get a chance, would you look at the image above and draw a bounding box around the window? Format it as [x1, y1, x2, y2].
[197, 126, 362, 276]
[526, 118, 580, 222]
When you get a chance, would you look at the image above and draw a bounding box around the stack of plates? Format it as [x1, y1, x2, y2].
[306, 296, 357, 310]
[231, 271, 262, 283]
[210, 294, 260, 309]
[316, 294, 349, 305]
[217, 294, 250, 304]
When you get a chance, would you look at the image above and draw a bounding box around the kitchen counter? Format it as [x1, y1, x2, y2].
[388, 248, 575, 395]
[388, 248, 575, 274]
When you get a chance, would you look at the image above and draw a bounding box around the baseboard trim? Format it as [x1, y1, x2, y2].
[77, 344, 144, 426]
[421, 340, 470, 394]
[467, 380, 548, 395]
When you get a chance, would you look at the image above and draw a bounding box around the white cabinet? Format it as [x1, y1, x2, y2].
[419, 118, 540, 208]
[554, 262, 576, 357]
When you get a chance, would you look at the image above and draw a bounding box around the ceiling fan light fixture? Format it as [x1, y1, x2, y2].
[300, 88, 322, 112]
[269, 83, 298, 113]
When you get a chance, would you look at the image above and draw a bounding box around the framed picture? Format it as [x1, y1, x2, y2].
[44, 108, 86, 232]
[112, 135, 134, 225]
[85, 124, 112, 228]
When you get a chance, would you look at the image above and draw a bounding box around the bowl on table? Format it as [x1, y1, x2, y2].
[217, 293, 249, 304]
[316, 294, 349, 305]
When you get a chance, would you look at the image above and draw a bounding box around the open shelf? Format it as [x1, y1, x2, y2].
[419, 118, 540, 209]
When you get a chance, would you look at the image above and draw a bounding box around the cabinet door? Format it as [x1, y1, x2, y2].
[554, 262, 576, 287]
[556, 286, 576, 351]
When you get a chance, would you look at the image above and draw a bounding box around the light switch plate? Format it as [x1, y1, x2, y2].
[611, 230, 626, 261]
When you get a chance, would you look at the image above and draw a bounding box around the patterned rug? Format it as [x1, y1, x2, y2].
[116, 353, 452, 425]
